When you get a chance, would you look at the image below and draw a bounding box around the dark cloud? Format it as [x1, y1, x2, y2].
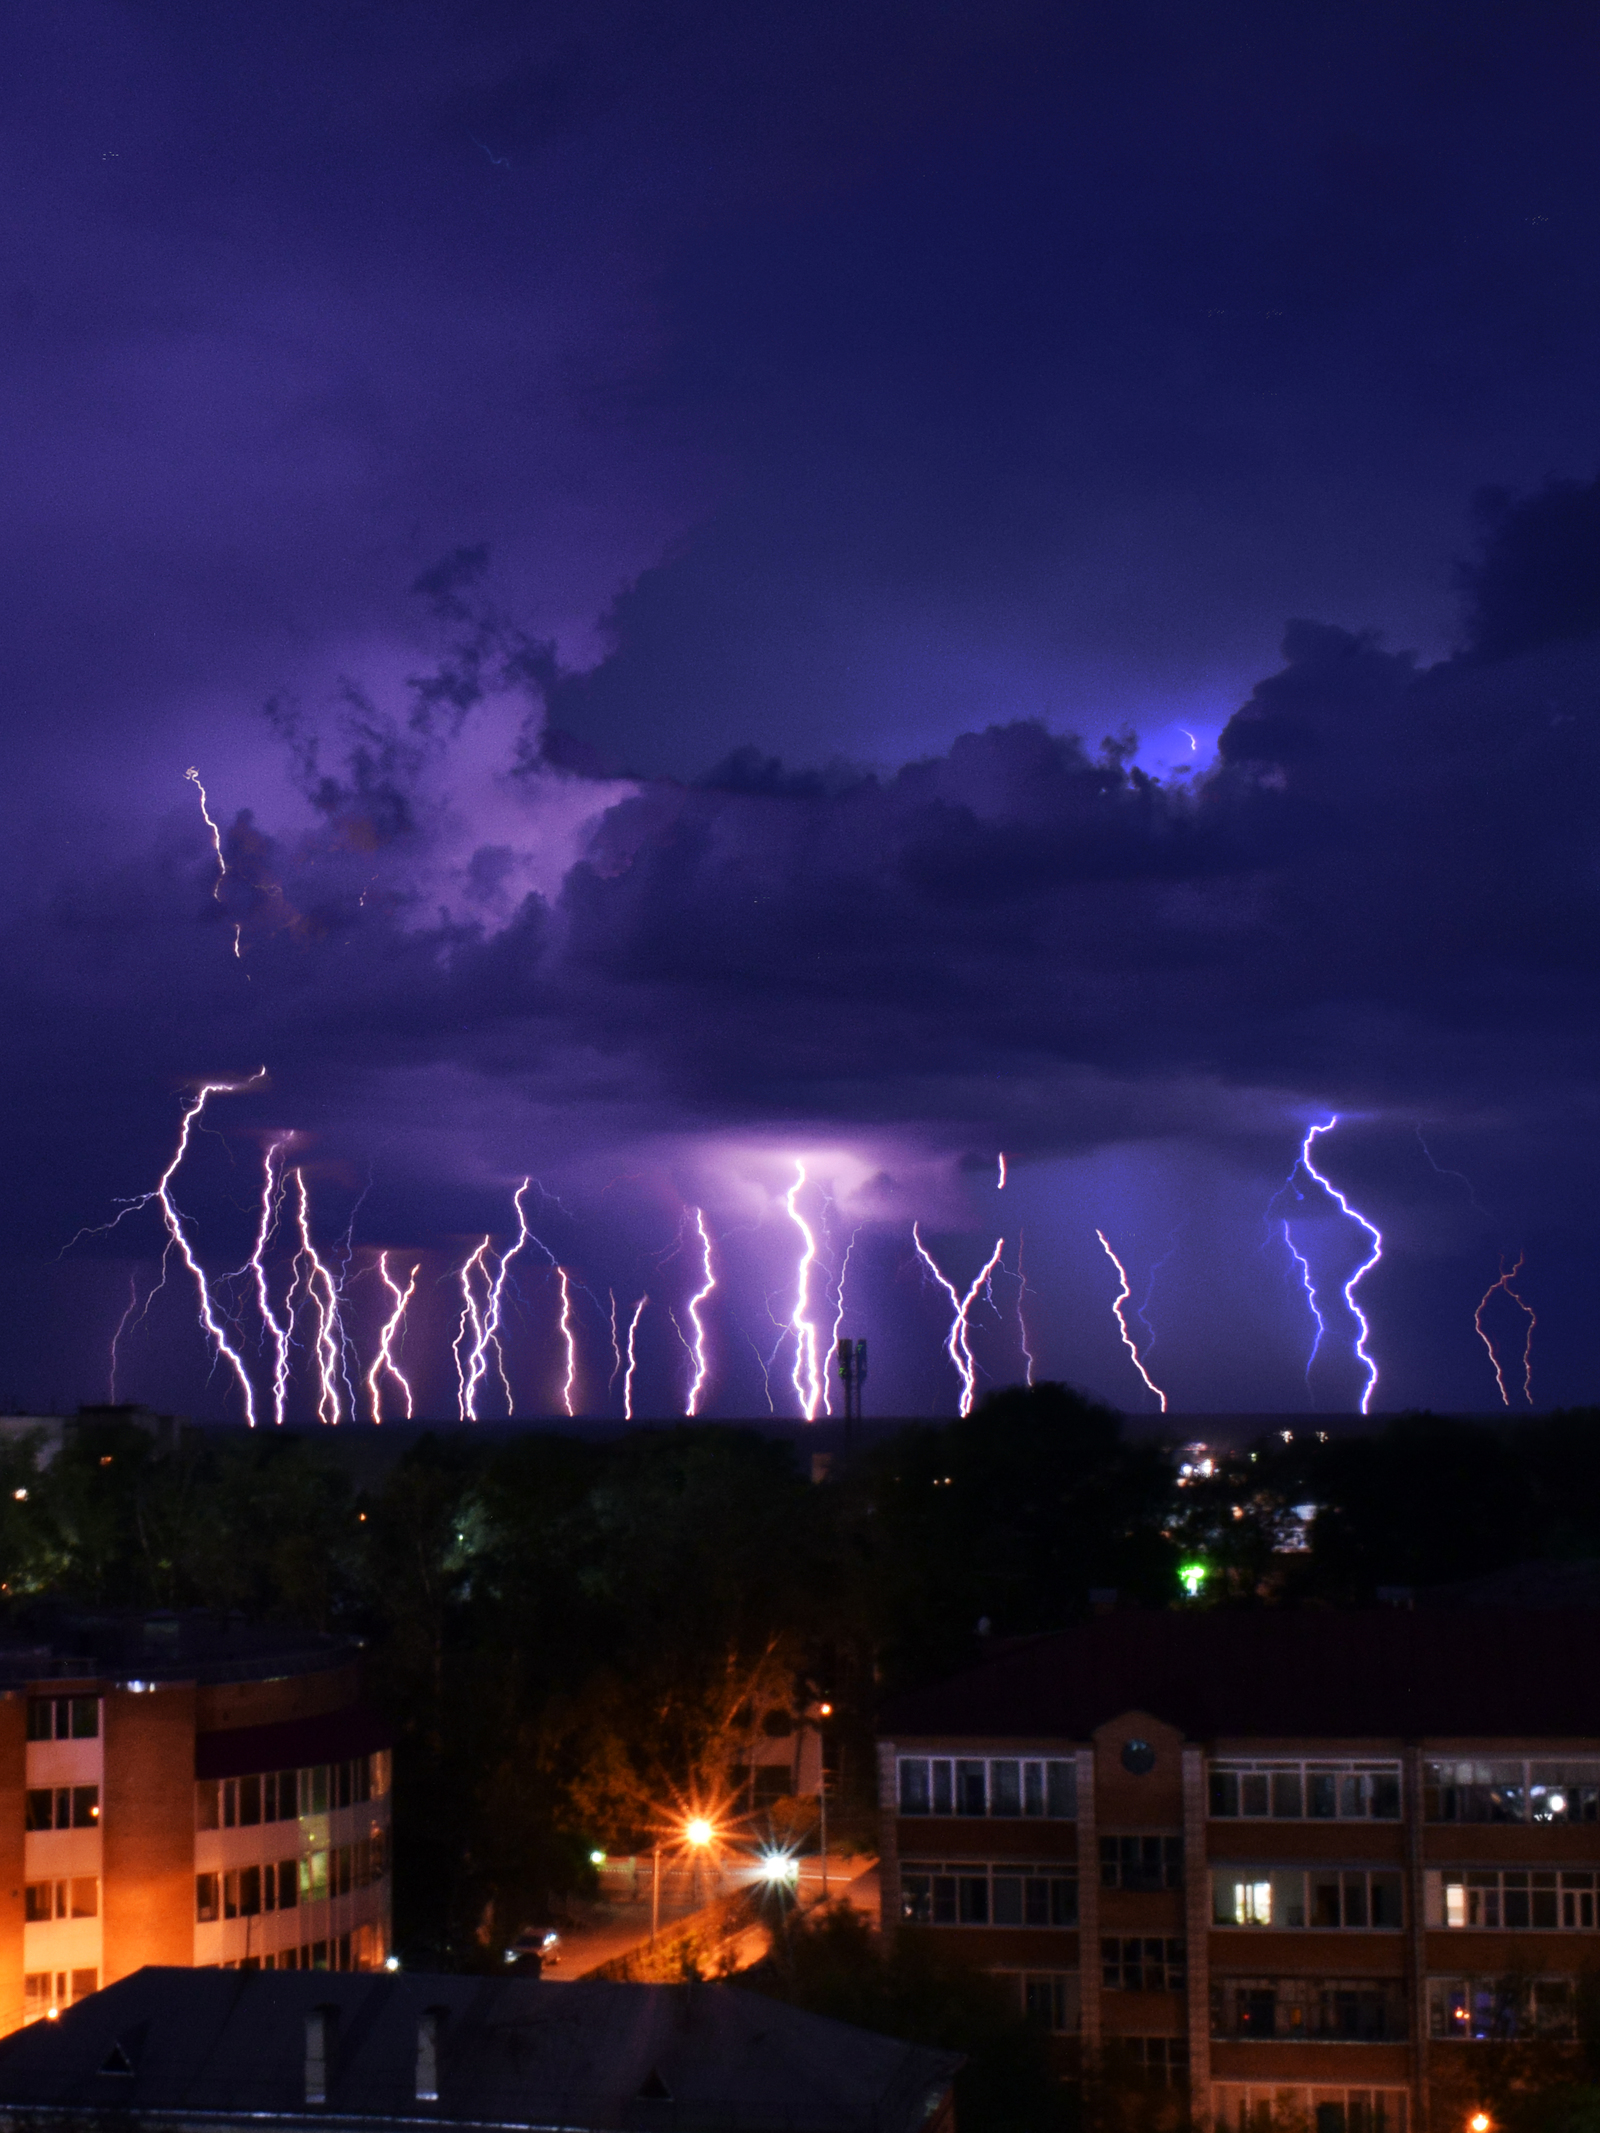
[1459, 474, 1600, 663]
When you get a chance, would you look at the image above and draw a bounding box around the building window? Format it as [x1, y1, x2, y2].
[1106, 2037, 1189, 2087]
[1212, 1869, 1402, 1929]
[902, 1862, 1077, 1927]
[1425, 1761, 1600, 1825]
[25, 1785, 99, 1831]
[898, 1756, 1076, 1819]
[70, 1877, 97, 1917]
[1210, 1978, 1407, 2042]
[1429, 1976, 1578, 2040]
[196, 1873, 219, 1924]
[24, 1884, 51, 1923]
[1425, 1869, 1597, 1930]
[1210, 1763, 1400, 1821]
[1103, 1938, 1187, 1992]
[300, 1851, 330, 1903]
[26, 1697, 99, 1743]
[993, 1971, 1080, 2033]
[1102, 1835, 1182, 1890]
[1213, 2085, 1406, 2133]
[71, 1970, 97, 2003]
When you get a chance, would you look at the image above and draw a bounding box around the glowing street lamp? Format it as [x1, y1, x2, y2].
[686, 1817, 714, 1849]
[1469, 2115, 1491, 2133]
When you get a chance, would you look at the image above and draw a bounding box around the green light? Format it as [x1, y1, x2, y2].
[1179, 1561, 1207, 1598]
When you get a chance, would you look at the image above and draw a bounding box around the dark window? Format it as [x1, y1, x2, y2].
[955, 1762, 986, 1816]
[1104, 1938, 1187, 1993]
[71, 1786, 99, 1828]
[24, 1790, 53, 1832]
[70, 1878, 97, 1918]
[70, 1699, 98, 1740]
[1101, 1834, 1182, 1890]
[238, 1866, 261, 1917]
[994, 1873, 1023, 1925]
[902, 1872, 932, 1924]
[1371, 1873, 1403, 1928]
[958, 1873, 988, 1924]
[278, 1860, 299, 1909]
[1210, 1770, 1239, 1817]
[1213, 1978, 1407, 2042]
[900, 1761, 931, 1815]
[195, 1779, 220, 1831]
[196, 1873, 219, 1923]
[23, 1884, 50, 1923]
[932, 1762, 953, 1815]
[990, 1761, 1022, 1817]
[25, 1700, 52, 1742]
[239, 1775, 261, 1827]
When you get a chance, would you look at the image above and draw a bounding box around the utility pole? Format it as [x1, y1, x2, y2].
[651, 1842, 660, 1941]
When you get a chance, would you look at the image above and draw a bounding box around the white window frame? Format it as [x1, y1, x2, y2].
[896, 1754, 1076, 1819]
[1208, 1759, 1402, 1821]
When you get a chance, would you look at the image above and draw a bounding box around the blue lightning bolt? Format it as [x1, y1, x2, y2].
[1285, 1116, 1384, 1415]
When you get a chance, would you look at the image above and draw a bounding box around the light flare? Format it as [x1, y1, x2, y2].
[1474, 1252, 1536, 1408]
[913, 1224, 1005, 1417]
[1095, 1230, 1167, 1412]
[366, 1251, 419, 1422]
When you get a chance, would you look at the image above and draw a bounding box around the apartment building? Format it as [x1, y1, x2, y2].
[0, 1612, 391, 2033]
[878, 1609, 1600, 2132]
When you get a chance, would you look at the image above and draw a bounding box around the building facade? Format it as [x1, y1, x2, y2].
[0, 1613, 390, 2032]
[878, 1609, 1600, 2132]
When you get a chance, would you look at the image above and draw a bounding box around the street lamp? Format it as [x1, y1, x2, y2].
[1470, 2115, 1491, 2133]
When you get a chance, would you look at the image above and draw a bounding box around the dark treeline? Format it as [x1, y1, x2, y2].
[4, 1385, 1600, 1968]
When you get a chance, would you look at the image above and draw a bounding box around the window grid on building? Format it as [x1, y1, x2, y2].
[1423, 1868, 1598, 1929]
[1210, 1977, 1407, 2042]
[1102, 1937, 1187, 1992]
[1101, 1834, 1182, 1890]
[26, 1697, 100, 1742]
[25, 1785, 99, 1831]
[1428, 1975, 1579, 2039]
[1210, 1867, 1403, 1929]
[1211, 2084, 1407, 2133]
[1423, 1762, 1600, 1825]
[897, 1756, 1076, 1819]
[992, 1969, 1080, 2033]
[23, 1970, 97, 2023]
[195, 1753, 387, 1832]
[900, 1862, 1077, 1927]
[24, 1878, 97, 1923]
[196, 1834, 387, 1923]
[1209, 1763, 1401, 1821]
[1106, 2037, 1190, 2087]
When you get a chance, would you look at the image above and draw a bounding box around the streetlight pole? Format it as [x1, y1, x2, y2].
[651, 1842, 660, 1942]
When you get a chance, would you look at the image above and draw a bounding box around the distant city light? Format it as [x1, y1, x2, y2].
[1179, 1561, 1207, 1598]
[12, 1489, 25, 1502]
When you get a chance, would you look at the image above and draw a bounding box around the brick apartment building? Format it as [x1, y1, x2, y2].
[878, 1609, 1600, 2133]
[0, 1613, 390, 2032]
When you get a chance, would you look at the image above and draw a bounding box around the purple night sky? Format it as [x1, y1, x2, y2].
[6, 1, 1600, 1422]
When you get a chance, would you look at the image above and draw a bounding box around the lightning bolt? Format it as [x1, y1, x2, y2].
[683, 1209, 717, 1416]
[366, 1251, 419, 1422]
[827, 1226, 861, 1413]
[1281, 1219, 1326, 1388]
[1475, 1251, 1536, 1408]
[624, 1295, 648, 1421]
[292, 1168, 347, 1425]
[108, 1271, 142, 1402]
[1095, 1230, 1167, 1413]
[243, 1142, 294, 1426]
[1296, 1116, 1383, 1416]
[1013, 1230, 1035, 1387]
[452, 1237, 492, 1420]
[187, 766, 242, 957]
[555, 1265, 579, 1416]
[913, 1224, 1005, 1418]
[784, 1163, 824, 1421]
[997, 1153, 1007, 1189]
[465, 1179, 534, 1419]
[141, 1073, 269, 1427]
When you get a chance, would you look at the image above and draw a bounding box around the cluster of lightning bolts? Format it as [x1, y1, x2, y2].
[82, 1082, 1538, 1423]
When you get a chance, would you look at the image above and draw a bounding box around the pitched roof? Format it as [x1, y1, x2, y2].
[878, 1609, 1600, 1742]
[0, 1968, 960, 2133]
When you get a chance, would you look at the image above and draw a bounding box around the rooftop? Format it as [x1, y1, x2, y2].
[0, 1968, 960, 2133]
[0, 1610, 361, 1690]
[878, 1608, 1600, 1743]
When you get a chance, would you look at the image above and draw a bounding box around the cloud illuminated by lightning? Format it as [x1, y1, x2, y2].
[1297, 1117, 1383, 1416]
[1094, 1230, 1167, 1413]
[1475, 1251, 1536, 1408]
[913, 1223, 1005, 1417]
[366, 1251, 419, 1422]
[683, 1209, 717, 1416]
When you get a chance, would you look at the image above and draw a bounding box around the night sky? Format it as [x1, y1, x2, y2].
[7, 1, 1600, 1422]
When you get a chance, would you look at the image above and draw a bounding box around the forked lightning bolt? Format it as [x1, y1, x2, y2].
[1474, 1252, 1535, 1408]
[1296, 1117, 1384, 1415]
[366, 1252, 419, 1422]
[623, 1295, 648, 1421]
[1095, 1231, 1167, 1413]
[683, 1210, 717, 1416]
[784, 1163, 824, 1421]
[293, 1168, 347, 1425]
[913, 1224, 1005, 1418]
